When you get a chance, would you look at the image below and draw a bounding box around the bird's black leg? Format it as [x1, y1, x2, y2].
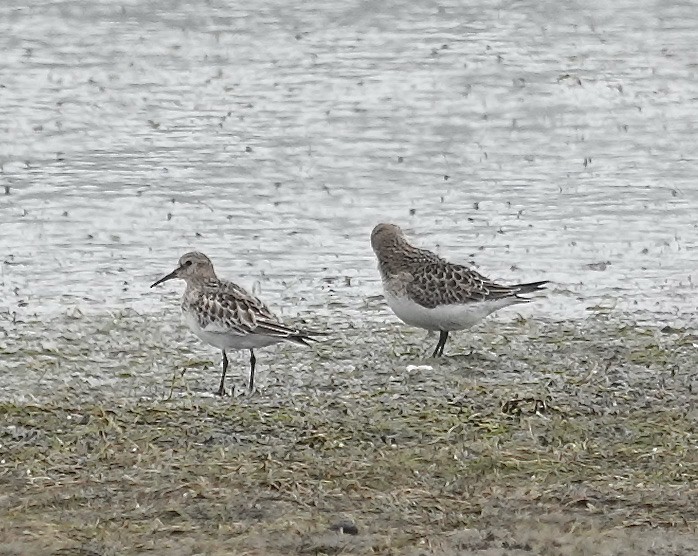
[248, 349, 256, 392]
[438, 331, 449, 356]
[217, 350, 228, 396]
[432, 331, 449, 357]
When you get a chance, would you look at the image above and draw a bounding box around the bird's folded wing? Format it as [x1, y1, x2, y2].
[406, 263, 520, 308]
[195, 288, 300, 338]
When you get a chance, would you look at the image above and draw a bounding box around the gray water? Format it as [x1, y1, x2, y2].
[1, 0, 697, 327]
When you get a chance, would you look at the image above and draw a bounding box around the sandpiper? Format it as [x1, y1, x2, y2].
[151, 251, 321, 395]
[370, 223, 548, 357]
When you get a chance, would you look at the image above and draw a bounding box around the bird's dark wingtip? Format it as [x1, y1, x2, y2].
[290, 330, 328, 346]
[516, 280, 549, 294]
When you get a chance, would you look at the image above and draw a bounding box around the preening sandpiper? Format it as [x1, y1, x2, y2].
[151, 251, 321, 395]
[371, 223, 548, 357]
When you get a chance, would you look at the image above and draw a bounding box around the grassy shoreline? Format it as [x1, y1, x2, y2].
[1, 313, 697, 554]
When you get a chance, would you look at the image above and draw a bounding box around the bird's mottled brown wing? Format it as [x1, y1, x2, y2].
[405, 261, 521, 309]
[192, 280, 305, 338]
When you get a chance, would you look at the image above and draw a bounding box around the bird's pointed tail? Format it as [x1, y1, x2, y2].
[515, 280, 549, 294]
[288, 328, 329, 347]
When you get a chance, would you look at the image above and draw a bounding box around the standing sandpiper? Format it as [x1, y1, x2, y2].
[151, 251, 321, 395]
[370, 223, 548, 357]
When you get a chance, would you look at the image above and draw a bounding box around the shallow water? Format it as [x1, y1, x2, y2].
[1, 0, 697, 328]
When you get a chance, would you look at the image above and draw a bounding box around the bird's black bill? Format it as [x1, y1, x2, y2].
[150, 268, 179, 288]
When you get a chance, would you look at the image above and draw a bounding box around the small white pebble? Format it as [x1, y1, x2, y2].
[405, 365, 433, 372]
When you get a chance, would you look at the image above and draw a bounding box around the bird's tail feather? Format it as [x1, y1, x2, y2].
[516, 280, 549, 294]
[288, 329, 329, 346]
[513, 280, 549, 301]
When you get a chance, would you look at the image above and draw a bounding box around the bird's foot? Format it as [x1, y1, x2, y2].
[231, 384, 258, 398]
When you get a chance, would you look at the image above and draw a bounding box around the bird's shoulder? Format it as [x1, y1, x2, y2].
[186, 279, 279, 333]
[206, 279, 272, 311]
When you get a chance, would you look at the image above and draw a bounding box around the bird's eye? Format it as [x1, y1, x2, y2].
[183, 260, 192, 267]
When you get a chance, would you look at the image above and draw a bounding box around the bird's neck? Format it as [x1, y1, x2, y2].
[378, 239, 438, 277]
[183, 274, 218, 293]
[377, 238, 413, 275]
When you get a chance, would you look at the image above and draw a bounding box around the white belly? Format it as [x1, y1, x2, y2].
[183, 311, 283, 351]
[383, 290, 518, 331]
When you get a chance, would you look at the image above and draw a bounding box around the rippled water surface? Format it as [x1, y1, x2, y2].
[1, 0, 697, 325]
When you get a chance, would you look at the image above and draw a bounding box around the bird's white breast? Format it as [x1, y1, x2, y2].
[383, 289, 518, 331]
